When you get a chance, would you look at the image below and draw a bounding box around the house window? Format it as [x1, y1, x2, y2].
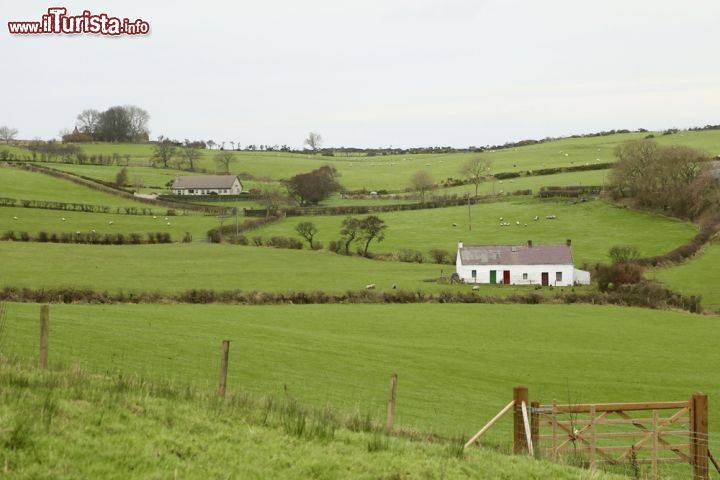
[556, 272, 563, 282]
[522, 273, 528, 280]
[471, 270, 477, 278]
[189, 189, 194, 194]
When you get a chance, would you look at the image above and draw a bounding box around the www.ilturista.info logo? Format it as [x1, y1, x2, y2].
[8, 7, 150, 35]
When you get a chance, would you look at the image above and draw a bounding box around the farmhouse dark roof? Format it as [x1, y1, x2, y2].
[172, 175, 239, 189]
[458, 244, 573, 265]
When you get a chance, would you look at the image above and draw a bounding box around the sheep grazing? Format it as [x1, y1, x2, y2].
[472, 286, 480, 291]
[534, 216, 539, 221]
[12, 216, 18, 220]
[167, 222, 171, 226]
[546, 215, 557, 220]
[516, 221, 520, 225]
[452, 223, 458, 227]
[108, 221, 114, 225]
[164, 217, 169, 221]
[365, 284, 376, 290]
[153, 216, 157, 219]
[392, 284, 397, 289]
[61, 218, 66, 221]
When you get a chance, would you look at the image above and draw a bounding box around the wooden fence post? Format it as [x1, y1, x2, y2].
[386, 373, 398, 431]
[39, 305, 49, 369]
[530, 400, 540, 455]
[691, 392, 709, 480]
[218, 340, 230, 398]
[513, 386, 529, 454]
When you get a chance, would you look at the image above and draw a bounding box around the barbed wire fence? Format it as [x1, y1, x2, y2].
[1, 303, 718, 478]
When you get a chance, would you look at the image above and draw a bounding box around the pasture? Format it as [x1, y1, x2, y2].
[0, 165, 156, 208]
[0, 206, 219, 239]
[650, 242, 720, 312]
[250, 199, 697, 265]
[3, 302, 718, 452]
[0, 242, 448, 294]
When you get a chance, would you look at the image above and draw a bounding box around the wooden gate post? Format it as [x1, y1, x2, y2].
[218, 340, 230, 398]
[386, 373, 398, 431]
[691, 392, 709, 480]
[513, 386, 529, 454]
[39, 305, 49, 369]
[530, 400, 540, 453]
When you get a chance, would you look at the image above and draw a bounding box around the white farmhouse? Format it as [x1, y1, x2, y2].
[456, 240, 591, 286]
[171, 175, 243, 196]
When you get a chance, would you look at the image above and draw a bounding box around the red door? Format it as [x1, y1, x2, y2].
[503, 270, 510, 284]
[541, 272, 549, 286]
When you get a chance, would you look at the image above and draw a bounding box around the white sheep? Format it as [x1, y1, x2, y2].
[108, 221, 113, 225]
[472, 286, 480, 291]
[13, 216, 18, 220]
[153, 216, 157, 219]
[61, 218, 66, 221]
[365, 284, 376, 290]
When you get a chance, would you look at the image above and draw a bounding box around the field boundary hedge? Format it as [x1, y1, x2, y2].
[244, 191, 532, 217]
[0, 282, 702, 312]
[0, 196, 163, 215]
[1, 230, 174, 244]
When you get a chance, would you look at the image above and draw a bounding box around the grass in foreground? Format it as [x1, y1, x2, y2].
[0, 361, 626, 480]
[650, 241, 720, 312]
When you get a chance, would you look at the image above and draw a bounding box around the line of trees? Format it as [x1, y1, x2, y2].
[293, 216, 387, 256]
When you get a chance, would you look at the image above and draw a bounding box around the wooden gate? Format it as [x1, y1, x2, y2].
[519, 387, 710, 479]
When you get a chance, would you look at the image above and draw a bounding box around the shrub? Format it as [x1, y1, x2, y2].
[397, 249, 424, 263]
[182, 232, 193, 243]
[327, 239, 342, 254]
[265, 236, 303, 250]
[428, 248, 451, 264]
[311, 240, 323, 251]
[252, 236, 263, 246]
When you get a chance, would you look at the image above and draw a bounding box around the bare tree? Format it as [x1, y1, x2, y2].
[295, 221, 318, 249]
[215, 150, 234, 174]
[75, 109, 100, 135]
[340, 217, 361, 255]
[304, 132, 323, 151]
[259, 185, 286, 218]
[358, 215, 387, 256]
[0, 126, 19, 144]
[150, 140, 177, 168]
[124, 105, 150, 141]
[409, 170, 435, 202]
[177, 146, 201, 171]
[461, 156, 493, 197]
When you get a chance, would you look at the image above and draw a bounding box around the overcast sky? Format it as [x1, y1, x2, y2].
[3, 0, 720, 148]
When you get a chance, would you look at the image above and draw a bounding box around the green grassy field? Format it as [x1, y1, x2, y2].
[3, 302, 718, 467]
[0, 363, 624, 480]
[0, 165, 156, 209]
[251, 199, 697, 265]
[0, 207, 220, 239]
[0, 242, 449, 293]
[650, 242, 720, 312]
[12, 129, 720, 192]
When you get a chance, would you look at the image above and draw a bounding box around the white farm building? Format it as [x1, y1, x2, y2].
[456, 240, 591, 286]
[171, 175, 243, 196]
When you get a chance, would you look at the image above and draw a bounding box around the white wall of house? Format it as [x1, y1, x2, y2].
[172, 179, 242, 196]
[456, 259, 578, 286]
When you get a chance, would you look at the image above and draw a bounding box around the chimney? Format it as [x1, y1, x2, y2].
[458, 241, 463, 249]
[566, 239, 572, 247]
[527, 240, 533, 248]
